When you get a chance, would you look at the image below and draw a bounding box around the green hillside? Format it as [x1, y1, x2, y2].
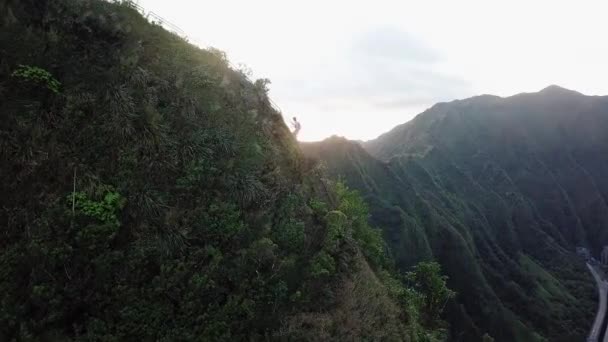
[302, 86, 603, 341]
[0, 0, 454, 340]
[2, 0, 601, 341]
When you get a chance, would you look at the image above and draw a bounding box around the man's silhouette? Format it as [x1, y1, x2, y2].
[291, 117, 301, 137]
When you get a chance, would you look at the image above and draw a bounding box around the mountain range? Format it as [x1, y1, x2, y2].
[302, 85, 607, 341]
[1, 0, 606, 340]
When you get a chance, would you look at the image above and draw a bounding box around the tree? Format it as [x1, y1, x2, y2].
[406, 261, 456, 326]
[254, 78, 271, 94]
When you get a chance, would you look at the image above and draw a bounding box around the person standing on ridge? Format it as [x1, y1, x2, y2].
[291, 117, 301, 138]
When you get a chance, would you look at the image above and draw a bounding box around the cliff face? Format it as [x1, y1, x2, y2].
[303, 86, 606, 341]
[0, 1, 429, 340]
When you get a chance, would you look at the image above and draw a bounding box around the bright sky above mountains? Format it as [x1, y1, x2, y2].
[139, 0, 608, 141]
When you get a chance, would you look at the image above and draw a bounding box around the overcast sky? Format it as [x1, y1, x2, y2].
[138, 0, 608, 141]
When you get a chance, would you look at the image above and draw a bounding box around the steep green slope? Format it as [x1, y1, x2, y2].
[0, 1, 444, 340]
[302, 86, 602, 342]
[367, 86, 608, 253]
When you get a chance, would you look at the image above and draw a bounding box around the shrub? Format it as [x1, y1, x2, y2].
[11, 65, 61, 93]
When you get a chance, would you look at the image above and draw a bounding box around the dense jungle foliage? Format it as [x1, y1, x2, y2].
[302, 86, 608, 341]
[0, 0, 455, 340]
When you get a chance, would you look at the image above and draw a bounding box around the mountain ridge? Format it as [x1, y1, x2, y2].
[304, 85, 604, 341]
[2, 0, 604, 340]
[0, 1, 453, 340]
[364, 85, 608, 161]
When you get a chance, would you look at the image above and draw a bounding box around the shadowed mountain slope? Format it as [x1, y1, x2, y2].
[302, 86, 604, 341]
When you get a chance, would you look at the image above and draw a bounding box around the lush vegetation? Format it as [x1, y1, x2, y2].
[303, 87, 604, 341]
[4, 0, 594, 341]
[0, 0, 454, 340]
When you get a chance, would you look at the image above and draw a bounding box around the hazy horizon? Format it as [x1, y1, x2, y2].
[138, 0, 608, 141]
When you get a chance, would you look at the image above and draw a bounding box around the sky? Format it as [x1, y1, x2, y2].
[137, 0, 608, 141]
